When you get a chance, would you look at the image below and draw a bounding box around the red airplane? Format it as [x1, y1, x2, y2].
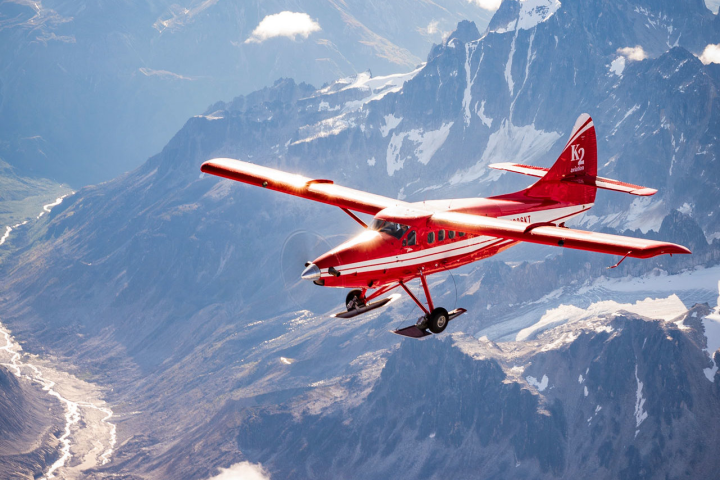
[201, 114, 690, 338]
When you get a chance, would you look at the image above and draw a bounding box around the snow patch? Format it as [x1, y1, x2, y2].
[678, 202, 693, 215]
[702, 281, 720, 381]
[609, 56, 626, 76]
[318, 101, 339, 112]
[516, 295, 686, 341]
[634, 365, 648, 433]
[367, 157, 376, 167]
[449, 120, 560, 185]
[380, 114, 402, 137]
[386, 132, 406, 176]
[475, 100, 493, 127]
[516, 0, 561, 30]
[0, 226, 11, 246]
[463, 43, 483, 126]
[610, 104, 641, 136]
[584, 386, 588, 397]
[526, 374, 549, 391]
[504, 30, 518, 94]
[495, 0, 561, 32]
[578, 374, 584, 384]
[385, 123, 454, 175]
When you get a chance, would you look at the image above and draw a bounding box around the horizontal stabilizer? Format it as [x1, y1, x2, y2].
[488, 163, 657, 196]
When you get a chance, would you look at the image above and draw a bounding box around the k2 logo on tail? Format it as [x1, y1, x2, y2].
[570, 143, 585, 173]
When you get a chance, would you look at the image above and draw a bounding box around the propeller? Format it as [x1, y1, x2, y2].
[280, 229, 343, 312]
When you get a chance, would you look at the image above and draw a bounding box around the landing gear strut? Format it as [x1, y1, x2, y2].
[395, 270, 466, 338]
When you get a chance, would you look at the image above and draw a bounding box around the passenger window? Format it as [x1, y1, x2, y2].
[427, 231, 435, 244]
[448, 231, 455, 239]
[458, 232, 465, 237]
[438, 230, 445, 241]
[405, 230, 416, 246]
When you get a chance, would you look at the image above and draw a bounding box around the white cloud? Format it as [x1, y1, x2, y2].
[245, 11, 320, 44]
[207, 461, 271, 480]
[469, 0, 502, 11]
[617, 46, 648, 61]
[425, 20, 439, 35]
[699, 44, 720, 65]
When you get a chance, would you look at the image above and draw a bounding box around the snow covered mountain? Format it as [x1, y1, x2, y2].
[1, 0, 720, 478]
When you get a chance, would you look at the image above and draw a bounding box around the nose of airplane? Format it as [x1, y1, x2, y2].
[301, 263, 321, 280]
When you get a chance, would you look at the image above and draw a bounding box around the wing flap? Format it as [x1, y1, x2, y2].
[429, 211, 690, 259]
[201, 158, 402, 215]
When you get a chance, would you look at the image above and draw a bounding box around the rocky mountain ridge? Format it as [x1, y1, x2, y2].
[0, 0, 719, 478]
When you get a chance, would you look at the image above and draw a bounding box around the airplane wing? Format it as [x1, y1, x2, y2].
[201, 158, 404, 215]
[426, 211, 690, 259]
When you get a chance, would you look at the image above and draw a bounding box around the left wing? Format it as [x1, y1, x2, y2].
[201, 158, 405, 215]
[426, 211, 690, 259]
[489, 162, 658, 196]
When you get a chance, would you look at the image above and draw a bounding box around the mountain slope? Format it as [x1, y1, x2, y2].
[0, 0, 719, 478]
[155, 308, 720, 479]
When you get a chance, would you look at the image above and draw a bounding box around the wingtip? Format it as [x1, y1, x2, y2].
[661, 244, 692, 256]
[200, 160, 213, 173]
[675, 245, 692, 255]
[629, 187, 658, 196]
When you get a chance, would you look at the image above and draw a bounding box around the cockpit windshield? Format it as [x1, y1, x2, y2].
[369, 219, 410, 239]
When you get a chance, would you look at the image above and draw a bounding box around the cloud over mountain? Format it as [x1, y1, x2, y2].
[699, 43, 720, 64]
[245, 11, 321, 44]
[206, 461, 271, 480]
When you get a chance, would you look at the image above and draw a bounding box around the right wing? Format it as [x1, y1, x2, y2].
[201, 158, 405, 215]
[426, 211, 690, 259]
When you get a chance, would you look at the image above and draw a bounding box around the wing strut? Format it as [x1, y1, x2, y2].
[341, 208, 368, 228]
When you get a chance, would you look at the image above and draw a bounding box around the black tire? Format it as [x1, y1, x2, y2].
[428, 307, 449, 334]
[346, 289, 366, 311]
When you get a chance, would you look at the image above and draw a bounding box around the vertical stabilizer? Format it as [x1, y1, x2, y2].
[523, 114, 597, 205]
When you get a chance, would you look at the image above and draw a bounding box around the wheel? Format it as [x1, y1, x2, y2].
[428, 307, 449, 334]
[346, 289, 366, 311]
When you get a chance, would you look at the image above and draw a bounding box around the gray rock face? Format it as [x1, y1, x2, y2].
[159, 309, 720, 480]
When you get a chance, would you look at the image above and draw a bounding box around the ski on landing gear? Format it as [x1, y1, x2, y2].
[332, 288, 396, 319]
[390, 270, 466, 339]
[393, 308, 467, 338]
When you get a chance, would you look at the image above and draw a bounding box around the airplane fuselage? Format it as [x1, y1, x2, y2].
[309, 198, 591, 289]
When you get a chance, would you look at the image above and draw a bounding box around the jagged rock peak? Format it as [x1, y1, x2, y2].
[447, 20, 481, 44]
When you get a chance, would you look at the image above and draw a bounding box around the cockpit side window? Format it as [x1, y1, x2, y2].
[370, 219, 410, 239]
[403, 230, 417, 247]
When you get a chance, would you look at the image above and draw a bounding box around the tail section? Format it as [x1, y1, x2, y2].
[522, 114, 597, 205]
[490, 114, 656, 205]
[544, 113, 597, 181]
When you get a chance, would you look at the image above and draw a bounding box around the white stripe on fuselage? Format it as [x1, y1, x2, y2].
[320, 204, 590, 277]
